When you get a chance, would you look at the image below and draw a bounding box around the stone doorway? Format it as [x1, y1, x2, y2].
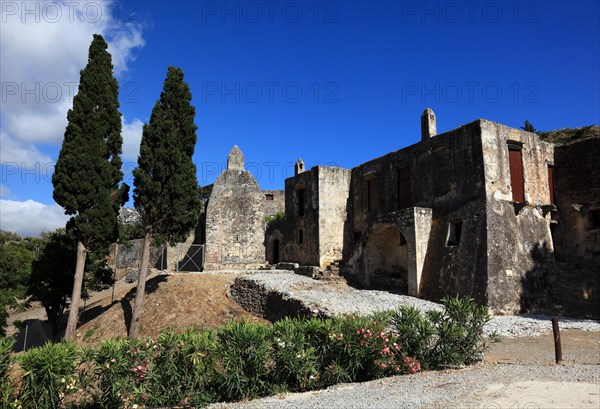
[364, 224, 409, 293]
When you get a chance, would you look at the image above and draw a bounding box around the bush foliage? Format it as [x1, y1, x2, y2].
[1, 296, 497, 408]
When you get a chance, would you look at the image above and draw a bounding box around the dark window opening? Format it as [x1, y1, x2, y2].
[398, 166, 412, 209]
[265, 194, 274, 201]
[547, 165, 555, 205]
[508, 144, 525, 203]
[590, 209, 600, 229]
[447, 221, 463, 246]
[296, 188, 305, 217]
[273, 239, 280, 264]
[367, 177, 380, 212]
[297, 229, 304, 244]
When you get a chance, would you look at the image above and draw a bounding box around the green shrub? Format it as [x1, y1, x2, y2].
[322, 313, 419, 384]
[93, 337, 154, 408]
[214, 320, 274, 401]
[18, 341, 79, 409]
[393, 296, 499, 369]
[1, 337, 17, 408]
[271, 318, 319, 391]
[143, 327, 217, 407]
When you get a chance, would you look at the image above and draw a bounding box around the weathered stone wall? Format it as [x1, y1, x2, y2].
[268, 166, 351, 268]
[204, 146, 266, 269]
[279, 166, 321, 266]
[262, 189, 285, 218]
[519, 137, 600, 318]
[553, 137, 600, 260]
[107, 240, 165, 279]
[346, 121, 489, 303]
[481, 120, 555, 313]
[317, 167, 351, 268]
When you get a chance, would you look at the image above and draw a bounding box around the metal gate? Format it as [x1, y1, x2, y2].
[176, 244, 205, 272]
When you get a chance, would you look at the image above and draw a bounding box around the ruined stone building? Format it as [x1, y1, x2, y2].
[262, 110, 598, 317]
[112, 110, 597, 318]
[203, 145, 284, 270]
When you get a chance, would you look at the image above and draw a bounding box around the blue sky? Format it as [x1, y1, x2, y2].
[1, 0, 599, 236]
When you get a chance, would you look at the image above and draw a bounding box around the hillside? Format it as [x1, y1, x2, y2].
[8, 273, 267, 349]
[538, 125, 599, 144]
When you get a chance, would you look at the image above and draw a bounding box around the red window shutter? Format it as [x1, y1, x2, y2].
[547, 165, 555, 205]
[508, 147, 525, 202]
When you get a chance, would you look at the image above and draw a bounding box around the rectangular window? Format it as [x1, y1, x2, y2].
[547, 165, 555, 205]
[508, 144, 525, 203]
[296, 188, 305, 217]
[398, 166, 412, 209]
[297, 229, 304, 244]
[265, 194, 274, 201]
[590, 209, 600, 229]
[447, 221, 463, 246]
[367, 177, 380, 212]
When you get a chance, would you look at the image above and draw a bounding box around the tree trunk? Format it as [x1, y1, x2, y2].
[129, 230, 152, 338]
[64, 240, 86, 341]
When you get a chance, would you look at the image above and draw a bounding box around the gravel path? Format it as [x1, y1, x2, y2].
[209, 363, 600, 409]
[232, 273, 600, 337]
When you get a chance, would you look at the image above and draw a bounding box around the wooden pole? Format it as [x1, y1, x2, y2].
[552, 317, 562, 364]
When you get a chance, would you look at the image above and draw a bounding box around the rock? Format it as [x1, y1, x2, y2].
[124, 269, 140, 283]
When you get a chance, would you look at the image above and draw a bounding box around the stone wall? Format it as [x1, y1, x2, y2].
[204, 146, 267, 269]
[266, 165, 351, 268]
[262, 189, 285, 218]
[481, 120, 555, 314]
[519, 137, 600, 318]
[316, 167, 351, 268]
[346, 120, 489, 303]
[107, 240, 165, 279]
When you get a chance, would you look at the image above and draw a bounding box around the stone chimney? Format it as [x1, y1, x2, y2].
[227, 145, 244, 171]
[294, 158, 305, 176]
[421, 108, 437, 141]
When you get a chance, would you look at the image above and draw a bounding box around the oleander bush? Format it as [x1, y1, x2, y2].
[1, 296, 499, 408]
[1, 337, 17, 408]
[18, 341, 79, 409]
[393, 296, 499, 369]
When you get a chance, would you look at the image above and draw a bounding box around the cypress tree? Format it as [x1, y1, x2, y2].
[129, 66, 201, 338]
[52, 34, 128, 341]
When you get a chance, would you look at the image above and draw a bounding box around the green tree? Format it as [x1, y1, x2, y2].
[129, 66, 201, 338]
[28, 229, 114, 339]
[521, 119, 537, 133]
[0, 231, 35, 336]
[52, 34, 128, 341]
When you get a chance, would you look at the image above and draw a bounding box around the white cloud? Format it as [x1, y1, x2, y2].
[0, 0, 145, 163]
[122, 117, 144, 162]
[0, 129, 52, 167]
[0, 199, 70, 237]
[0, 184, 10, 198]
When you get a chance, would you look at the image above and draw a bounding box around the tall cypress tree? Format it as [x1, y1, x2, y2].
[52, 34, 128, 341]
[129, 66, 201, 338]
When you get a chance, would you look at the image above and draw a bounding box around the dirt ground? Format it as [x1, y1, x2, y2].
[8, 273, 267, 348]
[487, 330, 600, 365]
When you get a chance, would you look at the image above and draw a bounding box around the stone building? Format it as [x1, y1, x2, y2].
[203, 145, 284, 270]
[266, 109, 599, 317]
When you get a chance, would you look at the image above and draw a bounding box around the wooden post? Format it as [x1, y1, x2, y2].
[552, 317, 562, 364]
